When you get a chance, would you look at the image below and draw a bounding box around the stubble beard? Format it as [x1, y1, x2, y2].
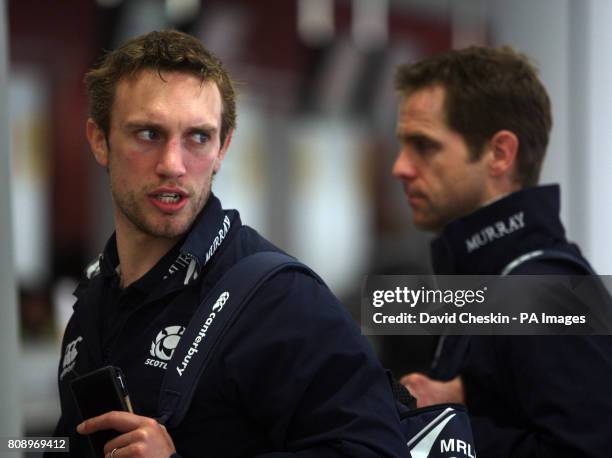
[110, 176, 212, 240]
[409, 194, 444, 232]
[412, 208, 446, 233]
[414, 189, 484, 233]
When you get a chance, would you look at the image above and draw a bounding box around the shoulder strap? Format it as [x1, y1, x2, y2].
[157, 251, 318, 428]
[501, 248, 595, 275]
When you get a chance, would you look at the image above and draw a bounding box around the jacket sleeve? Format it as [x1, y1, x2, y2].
[221, 270, 409, 458]
[465, 335, 612, 458]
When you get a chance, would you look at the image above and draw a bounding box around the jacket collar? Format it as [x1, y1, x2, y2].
[179, 193, 235, 278]
[75, 193, 240, 299]
[430, 185, 567, 274]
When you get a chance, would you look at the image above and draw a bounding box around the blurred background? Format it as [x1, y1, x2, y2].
[2, 0, 612, 450]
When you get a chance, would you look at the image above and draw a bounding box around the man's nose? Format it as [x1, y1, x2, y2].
[392, 150, 418, 180]
[156, 139, 187, 178]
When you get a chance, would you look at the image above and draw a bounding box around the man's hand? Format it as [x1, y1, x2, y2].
[77, 411, 176, 458]
[400, 373, 465, 408]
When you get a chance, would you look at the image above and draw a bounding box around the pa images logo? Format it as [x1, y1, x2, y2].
[145, 325, 185, 370]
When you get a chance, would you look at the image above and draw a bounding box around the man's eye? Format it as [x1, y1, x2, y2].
[191, 132, 209, 145]
[136, 129, 158, 141]
[413, 138, 437, 154]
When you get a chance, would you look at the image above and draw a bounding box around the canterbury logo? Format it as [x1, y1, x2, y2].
[60, 336, 83, 380]
[213, 291, 229, 312]
[176, 291, 230, 377]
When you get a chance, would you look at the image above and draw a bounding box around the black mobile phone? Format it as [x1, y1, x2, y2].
[70, 366, 134, 458]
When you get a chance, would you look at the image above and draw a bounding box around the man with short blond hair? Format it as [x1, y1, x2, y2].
[50, 30, 407, 458]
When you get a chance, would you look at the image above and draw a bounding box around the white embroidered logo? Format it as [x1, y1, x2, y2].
[465, 211, 525, 253]
[184, 258, 199, 285]
[176, 291, 229, 377]
[60, 336, 83, 380]
[205, 215, 231, 265]
[145, 325, 185, 370]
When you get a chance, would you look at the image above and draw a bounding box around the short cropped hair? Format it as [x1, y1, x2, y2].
[395, 46, 552, 187]
[85, 30, 236, 145]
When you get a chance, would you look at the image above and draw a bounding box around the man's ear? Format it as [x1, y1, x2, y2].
[213, 129, 233, 173]
[487, 130, 518, 178]
[86, 118, 109, 168]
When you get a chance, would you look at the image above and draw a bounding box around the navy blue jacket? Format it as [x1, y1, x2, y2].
[430, 185, 612, 458]
[51, 194, 408, 458]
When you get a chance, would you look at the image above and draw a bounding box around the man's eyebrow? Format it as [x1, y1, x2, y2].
[397, 132, 435, 143]
[397, 133, 444, 152]
[124, 121, 166, 131]
[123, 121, 219, 133]
[187, 123, 218, 134]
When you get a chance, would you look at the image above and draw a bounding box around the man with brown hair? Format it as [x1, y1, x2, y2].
[51, 30, 408, 458]
[393, 46, 612, 457]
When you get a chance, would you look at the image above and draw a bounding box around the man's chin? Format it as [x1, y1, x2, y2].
[145, 201, 207, 239]
[140, 216, 194, 240]
[412, 214, 444, 233]
[151, 223, 191, 239]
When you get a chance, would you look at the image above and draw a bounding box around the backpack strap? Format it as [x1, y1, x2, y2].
[157, 251, 318, 428]
[501, 248, 595, 275]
